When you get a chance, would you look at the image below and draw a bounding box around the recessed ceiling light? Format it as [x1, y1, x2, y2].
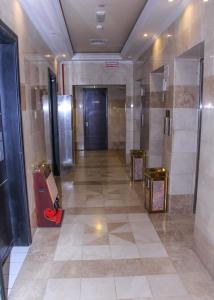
[62, 54, 66, 58]
[96, 24, 103, 30]
[167, 34, 172, 37]
[90, 38, 108, 45]
[168, 0, 174, 2]
[144, 33, 148, 37]
[45, 54, 51, 58]
[203, 0, 208, 2]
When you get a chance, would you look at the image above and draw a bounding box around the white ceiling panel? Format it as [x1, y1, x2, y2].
[60, 0, 147, 53]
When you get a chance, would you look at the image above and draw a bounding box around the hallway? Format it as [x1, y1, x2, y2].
[9, 151, 214, 299]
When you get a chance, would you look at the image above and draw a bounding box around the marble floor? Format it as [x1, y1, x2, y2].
[9, 151, 214, 299]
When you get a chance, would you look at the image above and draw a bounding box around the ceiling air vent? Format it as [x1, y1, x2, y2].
[96, 11, 106, 23]
[90, 39, 108, 46]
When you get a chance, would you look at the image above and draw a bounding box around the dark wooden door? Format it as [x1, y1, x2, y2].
[84, 88, 107, 150]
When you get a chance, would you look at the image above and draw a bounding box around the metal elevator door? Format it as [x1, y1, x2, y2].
[0, 96, 13, 261]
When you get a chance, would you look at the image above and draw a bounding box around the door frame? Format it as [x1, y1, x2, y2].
[0, 19, 32, 299]
[83, 87, 108, 150]
[193, 58, 204, 213]
[48, 69, 60, 176]
[0, 263, 6, 300]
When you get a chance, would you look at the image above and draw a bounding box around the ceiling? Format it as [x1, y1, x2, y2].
[20, 0, 191, 61]
[60, 0, 147, 53]
[179, 42, 204, 59]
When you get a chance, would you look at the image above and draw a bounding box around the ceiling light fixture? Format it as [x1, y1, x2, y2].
[168, 0, 174, 2]
[96, 24, 103, 30]
[96, 11, 106, 23]
[62, 54, 66, 58]
[203, 0, 208, 2]
[90, 38, 108, 45]
[167, 34, 172, 37]
[144, 33, 148, 37]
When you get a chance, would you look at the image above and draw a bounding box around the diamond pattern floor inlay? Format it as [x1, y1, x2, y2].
[9, 151, 214, 300]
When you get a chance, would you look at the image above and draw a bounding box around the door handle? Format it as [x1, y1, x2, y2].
[164, 117, 171, 136]
[85, 122, 89, 127]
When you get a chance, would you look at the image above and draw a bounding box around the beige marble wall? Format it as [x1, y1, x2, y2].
[74, 86, 126, 151]
[149, 72, 165, 167]
[0, 0, 55, 234]
[62, 61, 134, 162]
[135, 0, 214, 277]
[108, 86, 126, 150]
[133, 62, 149, 161]
[171, 58, 199, 195]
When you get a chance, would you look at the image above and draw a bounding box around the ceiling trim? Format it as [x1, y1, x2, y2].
[62, 59, 133, 64]
[71, 53, 124, 61]
[121, 0, 192, 60]
[58, 0, 74, 53]
[119, 0, 149, 53]
[20, 0, 73, 57]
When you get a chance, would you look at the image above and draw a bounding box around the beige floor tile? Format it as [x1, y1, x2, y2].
[49, 261, 82, 278]
[109, 232, 136, 245]
[147, 274, 188, 297]
[137, 243, 168, 258]
[108, 222, 130, 233]
[106, 214, 129, 222]
[81, 277, 116, 300]
[115, 276, 152, 299]
[153, 296, 192, 300]
[180, 271, 214, 297]
[54, 245, 82, 261]
[133, 228, 161, 244]
[84, 233, 109, 245]
[43, 278, 81, 300]
[82, 245, 111, 260]
[81, 260, 115, 277]
[16, 261, 52, 280]
[9, 279, 47, 300]
[110, 245, 140, 259]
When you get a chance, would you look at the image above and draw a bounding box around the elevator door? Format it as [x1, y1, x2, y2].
[84, 88, 107, 150]
[0, 98, 13, 261]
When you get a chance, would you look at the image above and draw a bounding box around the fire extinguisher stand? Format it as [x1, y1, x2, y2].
[33, 163, 64, 227]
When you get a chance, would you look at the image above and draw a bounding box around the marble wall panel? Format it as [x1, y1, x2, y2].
[108, 86, 126, 150]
